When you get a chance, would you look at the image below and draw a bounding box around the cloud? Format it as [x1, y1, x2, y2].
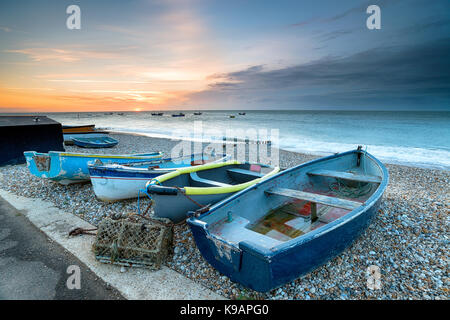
[4, 45, 138, 63]
[399, 17, 450, 34]
[191, 38, 450, 109]
[290, 0, 401, 27]
[316, 29, 354, 43]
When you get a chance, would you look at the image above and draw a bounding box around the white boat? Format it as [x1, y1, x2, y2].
[88, 153, 229, 202]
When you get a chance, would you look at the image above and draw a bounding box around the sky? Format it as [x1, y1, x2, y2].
[0, 0, 449, 112]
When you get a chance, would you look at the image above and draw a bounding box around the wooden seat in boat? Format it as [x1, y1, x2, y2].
[265, 188, 361, 211]
[227, 168, 264, 182]
[210, 214, 285, 248]
[189, 172, 231, 187]
[307, 169, 381, 183]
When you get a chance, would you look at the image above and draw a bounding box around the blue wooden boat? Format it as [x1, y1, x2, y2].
[72, 136, 119, 148]
[172, 113, 185, 117]
[89, 153, 230, 202]
[187, 148, 388, 292]
[24, 151, 164, 185]
[63, 132, 110, 145]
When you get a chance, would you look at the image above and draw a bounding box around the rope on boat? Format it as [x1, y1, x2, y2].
[329, 179, 373, 198]
[68, 227, 98, 236]
[174, 186, 212, 219]
[174, 186, 206, 209]
[137, 188, 189, 226]
[329, 145, 373, 199]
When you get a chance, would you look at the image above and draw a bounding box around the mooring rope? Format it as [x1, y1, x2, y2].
[68, 227, 98, 237]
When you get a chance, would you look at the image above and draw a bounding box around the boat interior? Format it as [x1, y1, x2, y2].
[203, 152, 384, 249]
[163, 163, 271, 188]
[74, 137, 117, 144]
[94, 154, 224, 171]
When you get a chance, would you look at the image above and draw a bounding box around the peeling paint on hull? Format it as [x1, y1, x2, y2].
[23, 151, 163, 184]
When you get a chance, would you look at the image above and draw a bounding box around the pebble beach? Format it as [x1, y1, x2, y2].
[0, 132, 448, 300]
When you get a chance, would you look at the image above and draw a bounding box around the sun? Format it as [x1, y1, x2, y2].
[134, 108, 142, 112]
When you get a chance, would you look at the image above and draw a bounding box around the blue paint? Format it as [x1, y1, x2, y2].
[72, 136, 119, 148]
[23, 151, 163, 184]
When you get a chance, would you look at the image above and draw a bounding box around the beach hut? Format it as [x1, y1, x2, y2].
[0, 116, 65, 166]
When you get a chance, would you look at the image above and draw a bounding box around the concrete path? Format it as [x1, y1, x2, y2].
[0, 196, 124, 300]
[0, 190, 224, 300]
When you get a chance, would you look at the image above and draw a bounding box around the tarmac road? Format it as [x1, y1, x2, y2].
[0, 196, 124, 300]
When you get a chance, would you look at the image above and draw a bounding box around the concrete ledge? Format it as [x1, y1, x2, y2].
[0, 189, 224, 300]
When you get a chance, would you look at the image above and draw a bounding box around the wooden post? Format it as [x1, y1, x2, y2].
[311, 202, 318, 222]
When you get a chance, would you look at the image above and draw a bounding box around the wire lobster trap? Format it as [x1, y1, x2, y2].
[93, 217, 173, 270]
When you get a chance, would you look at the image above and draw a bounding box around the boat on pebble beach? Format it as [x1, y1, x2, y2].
[89, 153, 230, 202]
[24, 150, 164, 185]
[63, 132, 111, 145]
[62, 124, 96, 133]
[145, 161, 280, 223]
[187, 147, 388, 292]
[72, 136, 119, 148]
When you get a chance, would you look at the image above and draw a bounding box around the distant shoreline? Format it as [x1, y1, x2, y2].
[2, 110, 450, 115]
[107, 131, 449, 172]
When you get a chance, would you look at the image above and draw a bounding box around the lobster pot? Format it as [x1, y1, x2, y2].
[93, 218, 173, 269]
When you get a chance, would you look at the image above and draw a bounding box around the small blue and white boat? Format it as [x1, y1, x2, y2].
[89, 153, 230, 202]
[72, 136, 119, 148]
[24, 151, 164, 185]
[63, 132, 110, 145]
[187, 148, 388, 292]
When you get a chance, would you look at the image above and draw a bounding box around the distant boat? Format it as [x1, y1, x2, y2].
[193, 112, 202, 115]
[72, 136, 119, 148]
[104, 112, 113, 115]
[151, 112, 164, 116]
[117, 113, 125, 116]
[145, 161, 279, 223]
[187, 147, 388, 292]
[24, 151, 164, 185]
[239, 112, 246, 115]
[62, 124, 95, 133]
[63, 132, 110, 145]
[229, 115, 235, 118]
[89, 153, 230, 202]
[172, 113, 185, 117]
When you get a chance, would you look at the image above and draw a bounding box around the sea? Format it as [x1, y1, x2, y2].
[38, 110, 450, 170]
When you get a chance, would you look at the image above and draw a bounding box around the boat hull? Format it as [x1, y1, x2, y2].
[187, 150, 388, 292]
[24, 151, 163, 185]
[62, 124, 95, 133]
[63, 132, 110, 145]
[189, 197, 381, 292]
[151, 192, 234, 223]
[72, 136, 119, 148]
[146, 161, 279, 223]
[89, 154, 223, 201]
